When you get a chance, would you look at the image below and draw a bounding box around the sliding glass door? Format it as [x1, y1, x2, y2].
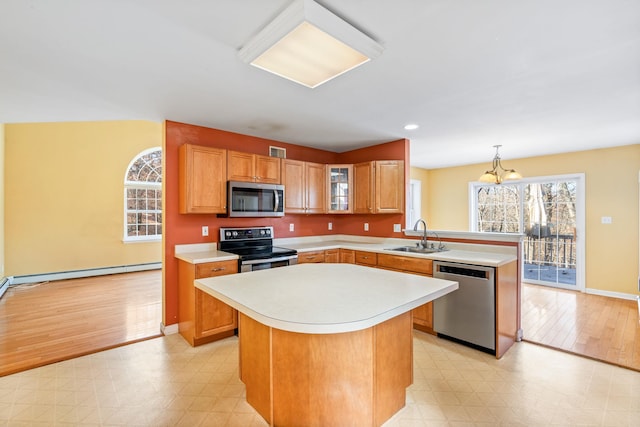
[471, 175, 584, 291]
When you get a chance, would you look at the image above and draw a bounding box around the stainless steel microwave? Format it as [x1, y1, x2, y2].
[227, 181, 285, 217]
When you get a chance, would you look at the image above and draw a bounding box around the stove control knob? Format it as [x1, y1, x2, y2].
[225, 231, 231, 237]
[232, 231, 238, 237]
[260, 230, 265, 235]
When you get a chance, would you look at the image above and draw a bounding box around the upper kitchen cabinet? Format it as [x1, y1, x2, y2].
[227, 150, 281, 184]
[327, 165, 353, 214]
[282, 159, 326, 214]
[179, 144, 227, 214]
[354, 160, 405, 214]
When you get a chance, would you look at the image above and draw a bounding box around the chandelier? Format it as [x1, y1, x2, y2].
[478, 145, 522, 184]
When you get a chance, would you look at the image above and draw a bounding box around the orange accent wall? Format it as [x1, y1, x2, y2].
[164, 121, 408, 326]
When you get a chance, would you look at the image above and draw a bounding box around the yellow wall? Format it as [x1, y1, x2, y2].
[5, 121, 163, 277]
[0, 124, 4, 277]
[411, 144, 640, 296]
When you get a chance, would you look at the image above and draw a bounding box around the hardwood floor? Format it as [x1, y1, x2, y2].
[522, 283, 640, 371]
[0, 270, 162, 377]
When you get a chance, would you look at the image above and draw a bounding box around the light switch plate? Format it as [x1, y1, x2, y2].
[393, 224, 401, 232]
[328, 222, 333, 230]
[202, 226, 209, 236]
[601, 216, 612, 224]
[364, 223, 369, 231]
[289, 223, 295, 232]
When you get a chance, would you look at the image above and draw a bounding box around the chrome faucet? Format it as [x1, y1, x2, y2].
[413, 218, 446, 251]
[413, 219, 428, 248]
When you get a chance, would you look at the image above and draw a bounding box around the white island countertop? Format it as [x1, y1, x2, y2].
[195, 263, 458, 334]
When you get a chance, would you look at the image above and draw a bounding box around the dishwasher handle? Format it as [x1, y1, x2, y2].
[434, 261, 494, 280]
[438, 265, 487, 278]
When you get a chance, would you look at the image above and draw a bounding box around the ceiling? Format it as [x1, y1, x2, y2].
[1, 0, 639, 169]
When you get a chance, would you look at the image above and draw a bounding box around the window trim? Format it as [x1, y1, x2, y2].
[123, 147, 162, 243]
[469, 173, 585, 292]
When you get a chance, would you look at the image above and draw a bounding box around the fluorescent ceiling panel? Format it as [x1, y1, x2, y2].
[238, 0, 383, 88]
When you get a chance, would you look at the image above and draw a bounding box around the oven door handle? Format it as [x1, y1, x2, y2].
[242, 255, 298, 265]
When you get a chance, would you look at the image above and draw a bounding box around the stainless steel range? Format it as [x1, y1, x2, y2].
[219, 226, 298, 273]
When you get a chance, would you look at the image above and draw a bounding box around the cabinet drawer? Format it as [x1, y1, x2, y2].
[195, 260, 238, 279]
[355, 251, 377, 266]
[298, 250, 325, 264]
[377, 254, 432, 275]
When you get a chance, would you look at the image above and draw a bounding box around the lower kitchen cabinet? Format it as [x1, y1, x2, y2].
[324, 249, 339, 263]
[354, 250, 377, 266]
[376, 253, 435, 334]
[298, 250, 326, 263]
[178, 259, 238, 346]
[339, 249, 355, 264]
[298, 249, 340, 263]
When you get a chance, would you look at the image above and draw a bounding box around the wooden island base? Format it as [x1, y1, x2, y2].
[239, 312, 413, 426]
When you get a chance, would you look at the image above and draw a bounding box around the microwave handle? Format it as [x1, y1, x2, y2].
[274, 190, 280, 212]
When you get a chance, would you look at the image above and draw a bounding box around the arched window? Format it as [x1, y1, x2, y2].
[124, 147, 162, 241]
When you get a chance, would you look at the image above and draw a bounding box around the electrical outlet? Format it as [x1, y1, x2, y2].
[364, 223, 369, 231]
[289, 223, 295, 232]
[328, 222, 333, 230]
[601, 216, 612, 224]
[393, 224, 401, 233]
[202, 226, 209, 237]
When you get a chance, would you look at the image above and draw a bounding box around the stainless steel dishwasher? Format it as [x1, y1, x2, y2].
[433, 261, 496, 352]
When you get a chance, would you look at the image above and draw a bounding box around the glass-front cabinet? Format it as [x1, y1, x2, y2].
[327, 165, 353, 213]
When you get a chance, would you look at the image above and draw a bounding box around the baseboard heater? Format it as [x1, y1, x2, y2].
[0, 277, 9, 300]
[7, 262, 162, 286]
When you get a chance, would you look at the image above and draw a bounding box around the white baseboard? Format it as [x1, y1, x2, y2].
[10, 263, 161, 285]
[586, 288, 640, 301]
[161, 323, 179, 335]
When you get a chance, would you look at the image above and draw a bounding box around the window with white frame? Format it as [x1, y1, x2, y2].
[124, 148, 162, 241]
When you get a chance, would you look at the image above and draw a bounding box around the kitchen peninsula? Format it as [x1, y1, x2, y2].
[176, 231, 521, 357]
[196, 263, 458, 426]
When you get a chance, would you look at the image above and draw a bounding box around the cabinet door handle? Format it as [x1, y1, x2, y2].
[211, 267, 226, 272]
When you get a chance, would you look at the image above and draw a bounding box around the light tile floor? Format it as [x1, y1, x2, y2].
[1, 331, 639, 426]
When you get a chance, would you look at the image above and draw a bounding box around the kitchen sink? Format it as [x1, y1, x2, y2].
[386, 246, 449, 254]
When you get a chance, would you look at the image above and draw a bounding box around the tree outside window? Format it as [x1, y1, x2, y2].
[472, 177, 579, 288]
[124, 148, 162, 241]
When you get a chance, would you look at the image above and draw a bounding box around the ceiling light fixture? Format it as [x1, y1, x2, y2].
[478, 145, 522, 184]
[238, 0, 383, 88]
[404, 124, 419, 130]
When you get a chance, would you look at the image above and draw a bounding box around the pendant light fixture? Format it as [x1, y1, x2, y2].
[478, 145, 522, 184]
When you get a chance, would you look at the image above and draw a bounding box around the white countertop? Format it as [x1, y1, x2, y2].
[175, 250, 238, 264]
[175, 235, 518, 267]
[196, 263, 458, 334]
[283, 239, 516, 267]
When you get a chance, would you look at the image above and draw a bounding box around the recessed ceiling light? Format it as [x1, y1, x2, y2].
[238, 0, 383, 89]
[404, 124, 419, 130]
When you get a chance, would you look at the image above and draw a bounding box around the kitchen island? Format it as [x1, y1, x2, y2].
[196, 263, 458, 426]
